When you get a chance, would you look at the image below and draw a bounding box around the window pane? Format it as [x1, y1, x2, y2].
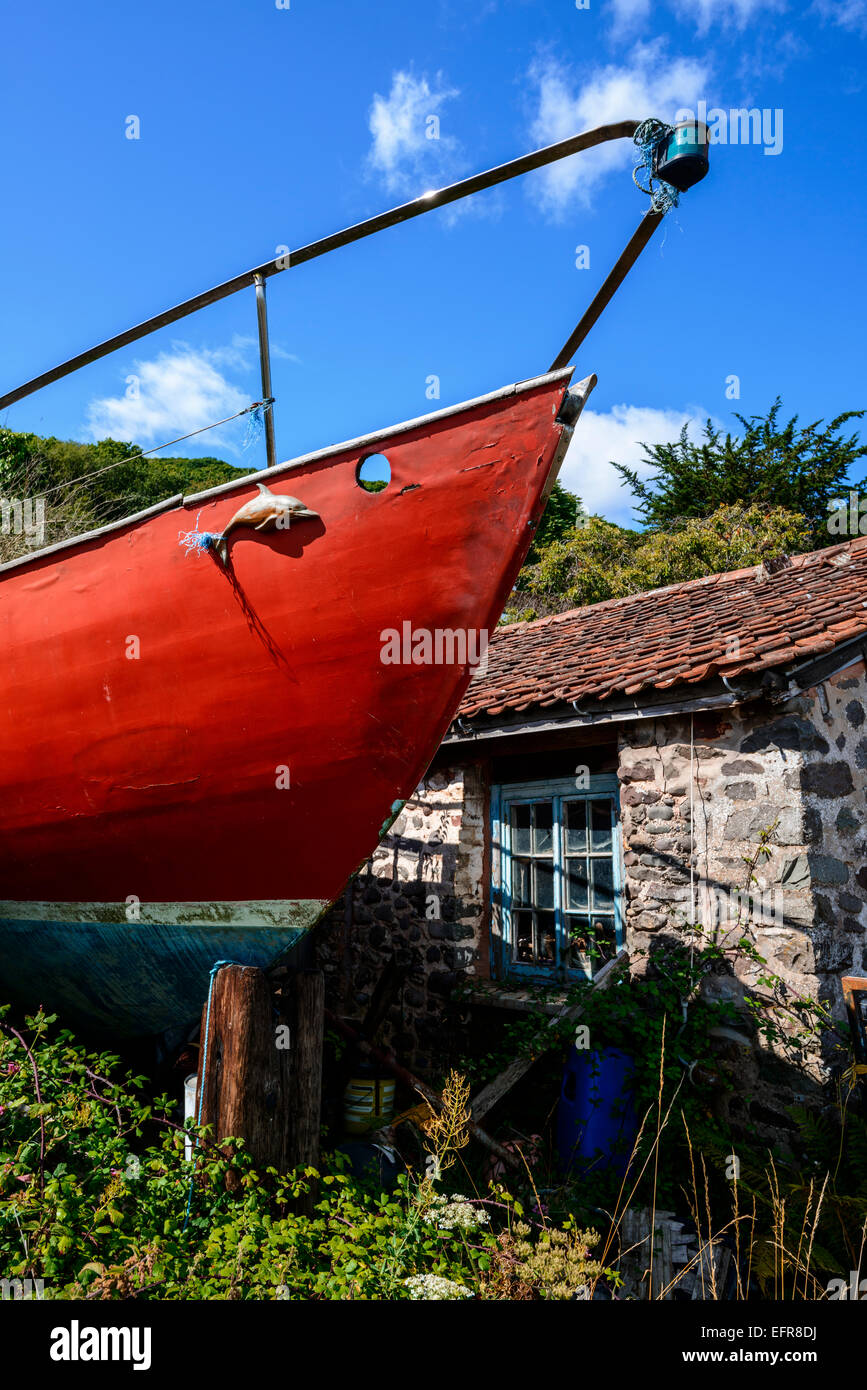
[563, 800, 586, 853]
[590, 799, 613, 852]
[534, 859, 555, 910]
[567, 914, 591, 967]
[590, 917, 618, 972]
[532, 801, 553, 855]
[504, 786, 619, 976]
[535, 911, 555, 963]
[511, 803, 531, 856]
[591, 857, 614, 908]
[565, 857, 589, 910]
[513, 911, 533, 963]
[511, 858, 530, 907]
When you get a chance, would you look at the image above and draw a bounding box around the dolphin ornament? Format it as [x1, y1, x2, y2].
[211, 482, 319, 566]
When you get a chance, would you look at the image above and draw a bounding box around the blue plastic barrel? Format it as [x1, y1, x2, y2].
[557, 1047, 638, 1177]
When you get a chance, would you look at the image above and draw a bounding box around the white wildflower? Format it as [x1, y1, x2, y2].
[422, 1193, 491, 1232]
[404, 1273, 473, 1300]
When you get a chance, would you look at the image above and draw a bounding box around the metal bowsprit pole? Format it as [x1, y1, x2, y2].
[0, 119, 709, 413]
[549, 208, 664, 370]
[0, 122, 641, 414]
[253, 273, 277, 471]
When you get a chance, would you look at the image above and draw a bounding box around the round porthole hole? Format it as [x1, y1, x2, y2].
[356, 453, 391, 493]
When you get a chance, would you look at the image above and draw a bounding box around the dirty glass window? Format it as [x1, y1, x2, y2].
[495, 777, 622, 981]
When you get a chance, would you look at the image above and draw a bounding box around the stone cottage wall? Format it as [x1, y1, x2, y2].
[618, 665, 867, 1026]
[314, 764, 487, 1072]
[314, 660, 867, 1100]
[617, 662, 867, 1143]
[794, 662, 867, 982]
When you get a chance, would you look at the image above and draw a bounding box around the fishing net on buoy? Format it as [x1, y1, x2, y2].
[632, 118, 681, 214]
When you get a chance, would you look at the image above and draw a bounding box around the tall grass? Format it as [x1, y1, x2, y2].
[577, 1040, 861, 1300]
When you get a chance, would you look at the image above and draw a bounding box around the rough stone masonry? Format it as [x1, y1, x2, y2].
[315, 661, 867, 1131]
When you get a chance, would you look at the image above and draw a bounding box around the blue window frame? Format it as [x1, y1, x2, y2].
[490, 774, 624, 982]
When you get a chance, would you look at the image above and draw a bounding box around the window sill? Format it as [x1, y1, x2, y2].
[456, 977, 575, 1016]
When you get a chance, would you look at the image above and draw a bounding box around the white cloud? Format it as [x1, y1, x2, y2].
[203, 334, 256, 372]
[270, 343, 301, 363]
[734, 25, 805, 87]
[675, 0, 786, 30]
[366, 70, 464, 197]
[86, 345, 250, 453]
[560, 402, 713, 525]
[229, 332, 300, 364]
[526, 44, 711, 214]
[814, 0, 867, 31]
[609, 0, 653, 30]
[611, 0, 786, 33]
[694, 0, 789, 28]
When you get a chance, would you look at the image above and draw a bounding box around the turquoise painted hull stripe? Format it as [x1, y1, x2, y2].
[0, 919, 309, 1037]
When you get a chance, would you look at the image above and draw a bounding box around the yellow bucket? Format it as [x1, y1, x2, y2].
[343, 1075, 396, 1135]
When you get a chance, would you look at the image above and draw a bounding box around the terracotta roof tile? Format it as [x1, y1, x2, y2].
[458, 537, 867, 721]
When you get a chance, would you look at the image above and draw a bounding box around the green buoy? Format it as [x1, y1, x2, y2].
[654, 120, 710, 193]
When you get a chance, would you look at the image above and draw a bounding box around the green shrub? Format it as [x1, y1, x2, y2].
[0, 1008, 609, 1301]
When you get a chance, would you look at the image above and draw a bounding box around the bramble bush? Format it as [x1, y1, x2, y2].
[0, 1007, 609, 1301]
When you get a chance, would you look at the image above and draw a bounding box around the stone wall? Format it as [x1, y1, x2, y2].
[314, 764, 488, 1072]
[617, 666, 867, 1025]
[314, 662, 867, 1103]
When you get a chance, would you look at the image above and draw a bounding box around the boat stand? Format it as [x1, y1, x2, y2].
[194, 963, 324, 1181]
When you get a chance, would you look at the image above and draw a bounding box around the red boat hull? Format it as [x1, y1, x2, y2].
[0, 369, 576, 1032]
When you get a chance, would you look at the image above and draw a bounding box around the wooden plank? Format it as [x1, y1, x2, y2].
[289, 970, 325, 1171]
[619, 1207, 651, 1300]
[651, 1217, 673, 1302]
[470, 949, 629, 1124]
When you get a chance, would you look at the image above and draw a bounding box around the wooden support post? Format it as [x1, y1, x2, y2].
[361, 953, 410, 1042]
[332, 952, 410, 1103]
[289, 969, 325, 1170]
[619, 1207, 652, 1300]
[195, 964, 291, 1172]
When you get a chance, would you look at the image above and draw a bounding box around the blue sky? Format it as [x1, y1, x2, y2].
[1, 0, 864, 525]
